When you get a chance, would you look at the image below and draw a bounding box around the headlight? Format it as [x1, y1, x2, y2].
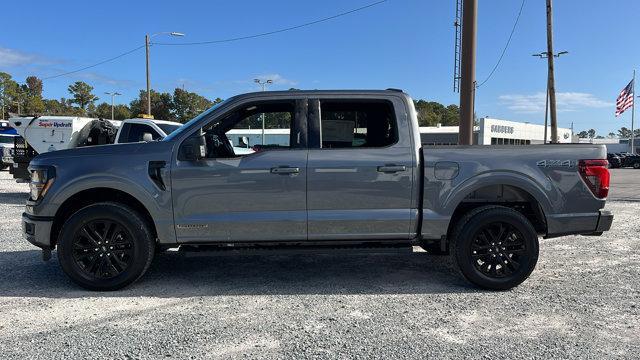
[29, 167, 55, 201]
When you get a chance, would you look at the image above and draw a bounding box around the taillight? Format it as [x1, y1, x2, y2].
[578, 159, 610, 198]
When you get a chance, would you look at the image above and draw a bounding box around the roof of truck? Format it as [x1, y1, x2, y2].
[235, 89, 407, 97]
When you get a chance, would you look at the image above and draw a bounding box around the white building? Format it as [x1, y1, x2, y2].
[420, 117, 574, 145]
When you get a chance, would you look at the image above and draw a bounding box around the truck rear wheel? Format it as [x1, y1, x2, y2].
[451, 206, 539, 290]
[57, 202, 155, 291]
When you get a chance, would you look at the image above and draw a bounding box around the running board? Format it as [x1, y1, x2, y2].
[178, 242, 416, 257]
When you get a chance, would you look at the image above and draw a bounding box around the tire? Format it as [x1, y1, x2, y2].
[57, 202, 155, 291]
[633, 162, 640, 169]
[450, 206, 539, 290]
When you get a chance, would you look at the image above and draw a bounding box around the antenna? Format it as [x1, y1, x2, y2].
[453, 0, 463, 92]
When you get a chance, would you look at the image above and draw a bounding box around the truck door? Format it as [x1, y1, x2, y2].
[171, 99, 309, 243]
[306, 98, 416, 240]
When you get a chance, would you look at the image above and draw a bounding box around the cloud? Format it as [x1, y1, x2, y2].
[0, 47, 39, 67]
[498, 92, 613, 113]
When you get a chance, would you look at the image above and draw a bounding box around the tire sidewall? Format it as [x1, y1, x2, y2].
[57, 203, 154, 291]
[454, 207, 539, 290]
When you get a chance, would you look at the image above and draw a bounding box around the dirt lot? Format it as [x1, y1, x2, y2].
[0, 169, 638, 359]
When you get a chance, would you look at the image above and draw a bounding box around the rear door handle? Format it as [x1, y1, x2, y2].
[377, 165, 406, 173]
[271, 166, 300, 174]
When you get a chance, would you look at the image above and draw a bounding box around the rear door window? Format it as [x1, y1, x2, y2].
[319, 101, 397, 149]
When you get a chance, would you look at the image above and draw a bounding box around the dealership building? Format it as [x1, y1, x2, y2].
[419, 117, 574, 145]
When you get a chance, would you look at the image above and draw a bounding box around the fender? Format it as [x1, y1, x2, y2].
[48, 173, 176, 244]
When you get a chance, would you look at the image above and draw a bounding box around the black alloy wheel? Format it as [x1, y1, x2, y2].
[57, 202, 155, 291]
[470, 221, 527, 278]
[72, 219, 134, 279]
[452, 206, 539, 290]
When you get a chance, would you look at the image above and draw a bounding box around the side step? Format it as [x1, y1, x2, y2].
[178, 242, 417, 257]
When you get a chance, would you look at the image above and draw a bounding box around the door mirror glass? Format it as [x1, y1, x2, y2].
[179, 133, 207, 161]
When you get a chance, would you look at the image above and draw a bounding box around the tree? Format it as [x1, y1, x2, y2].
[129, 89, 174, 120]
[92, 102, 131, 120]
[22, 76, 45, 114]
[413, 100, 460, 127]
[577, 130, 589, 138]
[0, 72, 21, 117]
[618, 127, 632, 139]
[635, 129, 640, 138]
[587, 129, 596, 139]
[68, 81, 98, 112]
[595, 135, 605, 139]
[608, 132, 616, 138]
[172, 88, 214, 123]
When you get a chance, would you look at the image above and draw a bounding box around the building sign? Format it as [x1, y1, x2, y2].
[490, 124, 514, 134]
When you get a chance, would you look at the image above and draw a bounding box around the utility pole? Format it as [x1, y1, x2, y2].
[145, 34, 151, 116]
[105, 92, 122, 120]
[254, 78, 273, 145]
[458, 0, 477, 145]
[145, 31, 185, 117]
[545, 0, 559, 143]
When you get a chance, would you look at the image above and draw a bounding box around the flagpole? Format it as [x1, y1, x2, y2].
[632, 70, 636, 154]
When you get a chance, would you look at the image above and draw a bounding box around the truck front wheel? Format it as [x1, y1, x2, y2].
[451, 206, 539, 290]
[57, 202, 155, 291]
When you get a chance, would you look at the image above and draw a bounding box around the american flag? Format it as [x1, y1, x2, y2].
[615, 79, 634, 117]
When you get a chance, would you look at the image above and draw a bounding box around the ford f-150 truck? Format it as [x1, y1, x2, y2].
[22, 90, 613, 291]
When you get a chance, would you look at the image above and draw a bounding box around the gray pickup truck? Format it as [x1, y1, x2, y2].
[22, 90, 613, 291]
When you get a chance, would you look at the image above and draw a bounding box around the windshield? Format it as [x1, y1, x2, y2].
[163, 100, 230, 142]
[156, 123, 181, 136]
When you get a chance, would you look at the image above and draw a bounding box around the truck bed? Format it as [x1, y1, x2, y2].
[420, 144, 608, 240]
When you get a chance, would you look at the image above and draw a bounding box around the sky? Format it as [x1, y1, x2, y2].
[2, 0, 639, 135]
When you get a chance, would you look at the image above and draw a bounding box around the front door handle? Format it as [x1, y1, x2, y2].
[271, 166, 300, 175]
[377, 165, 406, 173]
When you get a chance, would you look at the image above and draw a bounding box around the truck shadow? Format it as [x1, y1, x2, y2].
[0, 250, 479, 297]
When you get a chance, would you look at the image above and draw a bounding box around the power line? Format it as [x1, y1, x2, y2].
[154, 0, 388, 46]
[43, 45, 145, 80]
[41, 0, 388, 80]
[476, 0, 526, 89]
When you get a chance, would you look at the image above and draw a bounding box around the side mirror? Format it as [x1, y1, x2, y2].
[142, 132, 154, 142]
[179, 133, 207, 161]
[239, 136, 249, 148]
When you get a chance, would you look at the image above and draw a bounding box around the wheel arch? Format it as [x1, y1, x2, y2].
[445, 181, 550, 237]
[50, 187, 157, 248]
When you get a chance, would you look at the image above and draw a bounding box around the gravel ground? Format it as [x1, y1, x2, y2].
[0, 169, 638, 359]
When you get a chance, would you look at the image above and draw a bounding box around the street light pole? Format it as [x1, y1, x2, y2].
[145, 31, 185, 117]
[105, 92, 122, 120]
[254, 78, 273, 145]
[533, 51, 568, 144]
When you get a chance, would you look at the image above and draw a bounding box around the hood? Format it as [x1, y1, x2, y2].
[31, 140, 174, 165]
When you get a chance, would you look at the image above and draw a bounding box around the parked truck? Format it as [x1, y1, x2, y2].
[8, 116, 182, 181]
[22, 90, 613, 291]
